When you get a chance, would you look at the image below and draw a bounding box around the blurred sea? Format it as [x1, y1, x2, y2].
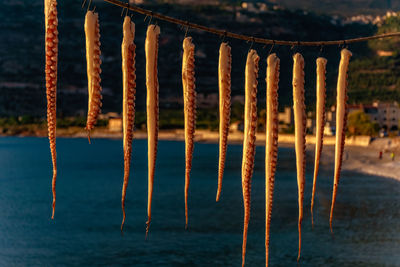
[0, 137, 399, 266]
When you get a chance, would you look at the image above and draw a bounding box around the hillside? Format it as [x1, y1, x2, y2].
[0, 0, 385, 117]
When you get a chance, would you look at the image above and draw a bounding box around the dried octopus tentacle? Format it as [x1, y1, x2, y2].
[330, 49, 352, 232]
[145, 24, 161, 237]
[216, 42, 231, 202]
[182, 37, 196, 229]
[45, 0, 58, 219]
[265, 53, 280, 267]
[241, 49, 259, 267]
[84, 11, 103, 140]
[292, 53, 306, 262]
[310, 57, 327, 227]
[121, 16, 136, 232]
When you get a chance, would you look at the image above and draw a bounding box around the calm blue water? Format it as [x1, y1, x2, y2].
[0, 137, 399, 266]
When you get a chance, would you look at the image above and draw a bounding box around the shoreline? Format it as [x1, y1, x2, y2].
[2, 128, 399, 180]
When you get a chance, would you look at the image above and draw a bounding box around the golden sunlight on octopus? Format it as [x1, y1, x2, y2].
[216, 42, 232, 202]
[182, 37, 196, 230]
[292, 53, 306, 262]
[84, 10, 103, 143]
[145, 24, 161, 237]
[310, 57, 327, 227]
[330, 49, 352, 232]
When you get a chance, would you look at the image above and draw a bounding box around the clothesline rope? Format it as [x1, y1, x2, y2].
[102, 0, 400, 47]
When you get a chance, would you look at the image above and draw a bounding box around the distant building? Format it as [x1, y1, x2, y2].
[278, 107, 293, 125]
[99, 112, 120, 120]
[129, 0, 144, 4]
[197, 93, 218, 108]
[332, 101, 400, 131]
[377, 50, 394, 57]
[232, 95, 245, 105]
[108, 118, 122, 132]
[372, 101, 400, 131]
[230, 121, 244, 132]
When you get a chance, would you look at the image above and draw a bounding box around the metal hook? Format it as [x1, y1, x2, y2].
[248, 37, 255, 53]
[121, 2, 129, 17]
[291, 41, 300, 55]
[81, 0, 87, 10]
[144, 11, 153, 25]
[268, 40, 275, 55]
[221, 30, 228, 43]
[318, 43, 324, 57]
[86, 0, 92, 12]
[184, 21, 190, 38]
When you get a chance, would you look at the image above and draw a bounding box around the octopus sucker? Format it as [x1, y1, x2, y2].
[241, 49, 259, 267]
[145, 24, 161, 237]
[182, 37, 196, 229]
[84, 10, 103, 141]
[330, 49, 352, 232]
[216, 42, 232, 202]
[120, 16, 136, 232]
[310, 57, 327, 227]
[45, 0, 58, 219]
[292, 53, 306, 261]
[265, 53, 280, 267]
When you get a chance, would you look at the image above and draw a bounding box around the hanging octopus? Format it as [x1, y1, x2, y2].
[182, 37, 196, 229]
[145, 24, 161, 237]
[330, 49, 352, 232]
[310, 57, 327, 227]
[292, 53, 306, 262]
[120, 16, 136, 232]
[84, 10, 103, 142]
[44, 0, 58, 219]
[216, 42, 232, 202]
[241, 49, 259, 267]
[265, 53, 280, 267]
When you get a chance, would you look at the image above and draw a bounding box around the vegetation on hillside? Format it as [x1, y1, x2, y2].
[347, 110, 380, 136]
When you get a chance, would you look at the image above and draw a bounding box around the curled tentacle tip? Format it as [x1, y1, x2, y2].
[297, 254, 301, 262]
[51, 203, 55, 219]
[121, 212, 126, 232]
[311, 214, 314, 229]
[120, 220, 125, 233]
[145, 221, 150, 239]
[87, 131, 92, 144]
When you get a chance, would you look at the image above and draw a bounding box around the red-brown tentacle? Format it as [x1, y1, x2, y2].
[45, 0, 58, 220]
[241, 49, 259, 267]
[121, 16, 136, 231]
[265, 53, 280, 267]
[85, 11, 103, 138]
[216, 42, 231, 202]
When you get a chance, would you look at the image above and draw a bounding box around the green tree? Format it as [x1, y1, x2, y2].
[347, 110, 379, 136]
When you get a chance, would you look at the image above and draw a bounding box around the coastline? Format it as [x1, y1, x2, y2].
[2, 128, 399, 180]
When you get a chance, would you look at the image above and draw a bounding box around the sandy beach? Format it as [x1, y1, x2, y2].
[65, 128, 400, 181]
[4, 127, 399, 181]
